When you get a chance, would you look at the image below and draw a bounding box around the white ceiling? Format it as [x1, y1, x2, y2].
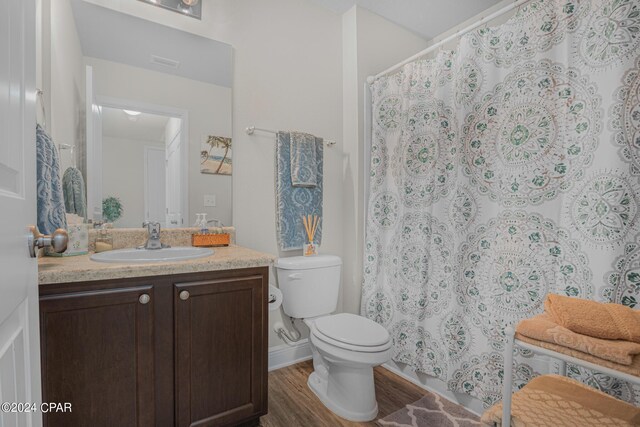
[102, 107, 171, 143]
[310, 0, 503, 39]
[71, 0, 233, 87]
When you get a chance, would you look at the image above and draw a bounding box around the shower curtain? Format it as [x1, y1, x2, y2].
[363, 0, 640, 407]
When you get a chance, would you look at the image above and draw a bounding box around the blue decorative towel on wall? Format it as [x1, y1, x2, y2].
[36, 124, 67, 235]
[62, 167, 86, 218]
[290, 132, 317, 187]
[276, 131, 323, 251]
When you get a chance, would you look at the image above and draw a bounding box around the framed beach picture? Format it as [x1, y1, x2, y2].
[200, 135, 232, 175]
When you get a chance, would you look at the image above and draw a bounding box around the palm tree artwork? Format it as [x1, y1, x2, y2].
[201, 135, 232, 175]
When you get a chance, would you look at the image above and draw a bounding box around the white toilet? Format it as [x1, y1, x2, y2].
[275, 255, 392, 422]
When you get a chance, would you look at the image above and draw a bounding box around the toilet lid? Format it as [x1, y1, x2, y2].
[314, 313, 390, 347]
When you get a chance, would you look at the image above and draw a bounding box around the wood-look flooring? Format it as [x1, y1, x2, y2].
[260, 360, 427, 427]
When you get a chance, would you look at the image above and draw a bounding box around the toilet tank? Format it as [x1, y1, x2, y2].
[274, 255, 342, 319]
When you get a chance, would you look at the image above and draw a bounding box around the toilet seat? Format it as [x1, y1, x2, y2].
[311, 313, 391, 353]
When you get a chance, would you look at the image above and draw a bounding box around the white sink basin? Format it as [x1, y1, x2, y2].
[91, 246, 214, 263]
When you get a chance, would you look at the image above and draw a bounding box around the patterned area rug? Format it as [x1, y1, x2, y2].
[379, 393, 481, 427]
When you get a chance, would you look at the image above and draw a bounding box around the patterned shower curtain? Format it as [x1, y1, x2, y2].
[362, 0, 640, 407]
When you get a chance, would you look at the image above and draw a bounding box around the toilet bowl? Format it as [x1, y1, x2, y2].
[305, 313, 392, 421]
[274, 255, 391, 422]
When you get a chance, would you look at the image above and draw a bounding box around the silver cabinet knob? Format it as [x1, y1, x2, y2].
[139, 294, 151, 305]
[179, 290, 190, 301]
[28, 226, 68, 258]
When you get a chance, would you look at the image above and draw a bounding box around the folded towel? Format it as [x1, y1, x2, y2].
[289, 131, 317, 187]
[276, 131, 323, 251]
[62, 167, 86, 218]
[516, 313, 640, 365]
[515, 333, 640, 377]
[481, 375, 640, 427]
[545, 294, 640, 343]
[36, 125, 67, 235]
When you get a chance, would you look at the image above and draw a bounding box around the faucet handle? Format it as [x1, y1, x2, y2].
[142, 221, 160, 229]
[142, 221, 161, 239]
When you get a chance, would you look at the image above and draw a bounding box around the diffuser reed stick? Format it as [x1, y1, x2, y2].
[303, 214, 319, 243]
[311, 215, 318, 241]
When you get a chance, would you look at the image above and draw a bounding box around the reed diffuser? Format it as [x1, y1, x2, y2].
[303, 214, 319, 256]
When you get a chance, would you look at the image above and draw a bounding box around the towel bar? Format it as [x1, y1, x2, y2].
[245, 126, 336, 147]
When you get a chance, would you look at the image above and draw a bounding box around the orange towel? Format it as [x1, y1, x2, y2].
[481, 375, 640, 427]
[515, 334, 640, 377]
[516, 313, 640, 365]
[545, 294, 640, 344]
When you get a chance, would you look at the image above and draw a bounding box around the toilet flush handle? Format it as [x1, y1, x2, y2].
[288, 273, 302, 280]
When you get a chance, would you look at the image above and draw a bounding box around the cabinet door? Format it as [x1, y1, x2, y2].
[175, 275, 267, 427]
[40, 285, 155, 427]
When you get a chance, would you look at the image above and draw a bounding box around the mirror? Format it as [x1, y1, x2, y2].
[44, 0, 233, 228]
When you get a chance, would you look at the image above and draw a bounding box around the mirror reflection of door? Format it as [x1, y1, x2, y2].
[101, 106, 184, 228]
[165, 118, 183, 228]
[144, 146, 166, 226]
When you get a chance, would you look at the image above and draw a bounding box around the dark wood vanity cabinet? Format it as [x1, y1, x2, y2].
[40, 285, 155, 427]
[175, 275, 266, 427]
[39, 267, 268, 427]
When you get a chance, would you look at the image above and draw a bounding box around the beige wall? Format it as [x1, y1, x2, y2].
[85, 57, 233, 227]
[215, 0, 344, 346]
[341, 6, 430, 316]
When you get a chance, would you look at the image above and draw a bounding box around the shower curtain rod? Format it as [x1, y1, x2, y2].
[369, 0, 532, 82]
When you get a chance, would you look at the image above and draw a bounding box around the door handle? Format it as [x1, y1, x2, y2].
[28, 226, 68, 258]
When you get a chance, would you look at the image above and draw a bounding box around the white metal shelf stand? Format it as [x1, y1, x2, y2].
[501, 326, 640, 427]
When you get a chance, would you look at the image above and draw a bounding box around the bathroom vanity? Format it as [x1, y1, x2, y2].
[38, 245, 273, 427]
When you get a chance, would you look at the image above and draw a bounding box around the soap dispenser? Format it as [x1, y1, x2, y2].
[200, 213, 209, 235]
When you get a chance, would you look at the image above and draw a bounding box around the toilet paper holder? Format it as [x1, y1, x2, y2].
[268, 284, 283, 312]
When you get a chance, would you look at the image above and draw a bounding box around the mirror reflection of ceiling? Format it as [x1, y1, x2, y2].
[70, 0, 232, 87]
[101, 108, 170, 143]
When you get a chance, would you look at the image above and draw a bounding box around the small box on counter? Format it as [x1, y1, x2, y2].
[191, 233, 231, 247]
[46, 223, 89, 257]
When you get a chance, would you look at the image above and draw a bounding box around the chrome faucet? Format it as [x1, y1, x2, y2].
[139, 221, 170, 250]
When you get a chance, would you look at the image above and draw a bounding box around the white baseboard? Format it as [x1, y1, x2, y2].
[268, 339, 312, 372]
[381, 362, 484, 416]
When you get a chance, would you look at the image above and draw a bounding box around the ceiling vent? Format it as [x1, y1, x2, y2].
[150, 55, 180, 69]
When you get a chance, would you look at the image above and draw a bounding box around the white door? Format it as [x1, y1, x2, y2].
[0, 0, 43, 426]
[165, 119, 182, 227]
[144, 146, 166, 225]
[85, 65, 102, 221]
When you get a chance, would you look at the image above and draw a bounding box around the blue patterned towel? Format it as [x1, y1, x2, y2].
[36, 124, 67, 235]
[276, 131, 323, 251]
[290, 131, 317, 187]
[62, 167, 87, 218]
